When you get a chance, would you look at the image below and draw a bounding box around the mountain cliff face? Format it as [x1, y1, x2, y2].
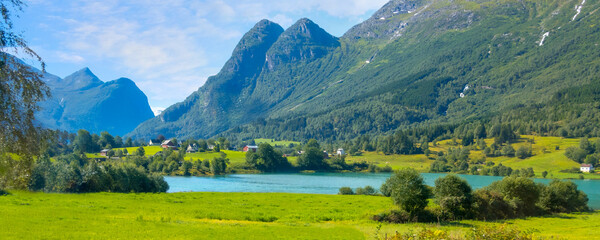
[129, 0, 600, 142]
[36, 68, 154, 136]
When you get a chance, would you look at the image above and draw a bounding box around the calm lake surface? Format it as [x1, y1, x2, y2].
[165, 173, 600, 209]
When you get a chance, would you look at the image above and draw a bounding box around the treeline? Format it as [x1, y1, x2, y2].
[27, 154, 168, 193]
[43, 129, 146, 157]
[373, 169, 589, 223]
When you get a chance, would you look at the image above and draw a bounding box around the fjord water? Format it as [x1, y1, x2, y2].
[165, 173, 600, 209]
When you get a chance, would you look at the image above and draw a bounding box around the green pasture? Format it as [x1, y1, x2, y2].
[345, 152, 433, 172]
[255, 138, 301, 147]
[1, 191, 598, 239]
[185, 150, 247, 164]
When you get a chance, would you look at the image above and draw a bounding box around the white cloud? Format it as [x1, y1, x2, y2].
[56, 51, 85, 63]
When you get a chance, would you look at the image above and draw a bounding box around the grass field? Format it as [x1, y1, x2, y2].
[1, 191, 598, 239]
[185, 150, 247, 164]
[255, 138, 301, 147]
[345, 152, 434, 172]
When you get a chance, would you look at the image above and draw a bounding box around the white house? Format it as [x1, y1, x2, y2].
[336, 148, 346, 156]
[581, 164, 594, 173]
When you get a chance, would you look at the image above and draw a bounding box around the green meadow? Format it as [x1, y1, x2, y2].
[254, 138, 301, 147]
[1, 191, 598, 239]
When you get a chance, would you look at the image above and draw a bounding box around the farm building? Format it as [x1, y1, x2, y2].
[100, 149, 110, 157]
[161, 140, 178, 150]
[581, 164, 595, 173]
[336, 148, 346, 156]
[243, 145, 258, 152]
[186, 144, 199, 153]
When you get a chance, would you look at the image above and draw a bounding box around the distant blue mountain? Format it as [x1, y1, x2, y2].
[36, 67, 154, 136]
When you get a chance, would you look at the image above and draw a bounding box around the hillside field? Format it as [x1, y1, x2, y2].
[1, 191, 599, 239]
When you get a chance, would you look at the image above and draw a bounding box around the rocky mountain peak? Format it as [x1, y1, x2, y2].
[265, 18, 339, 70]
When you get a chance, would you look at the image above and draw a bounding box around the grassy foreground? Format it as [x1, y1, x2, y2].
[1, 191, 599, 239]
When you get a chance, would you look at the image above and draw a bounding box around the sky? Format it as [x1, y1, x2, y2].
[13, 0, 388, 113]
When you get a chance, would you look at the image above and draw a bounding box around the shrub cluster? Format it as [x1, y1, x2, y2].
[338, 185, 378, 195]
[381, 224, 536, 240]
[375, 169, 589, 223]
[28, 155, 168, 193]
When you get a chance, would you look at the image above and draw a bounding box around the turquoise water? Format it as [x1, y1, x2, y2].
[165, 173, 600, 209]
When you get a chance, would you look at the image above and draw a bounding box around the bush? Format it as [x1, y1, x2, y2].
[472, 188, 514, 220]
[433, 175, 473, 220]
[516, 145, 532, 159]
[538, 180, 588, 213]
[488, 176, 541, 217]
[382, 224, 535, 240]
[355, 185, 377, 195]
[384, 169, 431, 218]
[0, 189, 8, 196]
[338, 186, 354, 195]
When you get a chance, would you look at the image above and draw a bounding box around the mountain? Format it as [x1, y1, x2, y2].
[129, 0, 600, 142]
[36, 67, 154, 136]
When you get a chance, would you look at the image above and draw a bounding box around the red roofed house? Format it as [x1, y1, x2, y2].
[162, 140, 178, 150]
[581, 164, 594, 173]
[243, 145, 258, 152]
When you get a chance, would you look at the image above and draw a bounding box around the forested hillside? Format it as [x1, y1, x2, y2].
[129, 0, 600, 144]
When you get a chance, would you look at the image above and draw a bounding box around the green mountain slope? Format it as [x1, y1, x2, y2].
[129, 0, 600, 142]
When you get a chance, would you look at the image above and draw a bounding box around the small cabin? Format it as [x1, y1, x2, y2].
[336, 148, 346, 156]
[148, 139, 161, 146]
[100, 149, 110, 157]
[243, 145, 258, 152]
[581, 164, 595, 173]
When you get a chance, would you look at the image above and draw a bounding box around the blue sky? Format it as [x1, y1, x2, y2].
[14, 0, 387, 112]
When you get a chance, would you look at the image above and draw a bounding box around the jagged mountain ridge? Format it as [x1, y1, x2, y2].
[36, 67, 154, 136]
[129, 0, 600, 142]
[128, 18, 339, 139]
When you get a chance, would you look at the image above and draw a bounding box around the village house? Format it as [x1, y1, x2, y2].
[161, 140, 178, 150]
[243, 145, 258, 152]
[148, 139, 161, 146]
[100, 149, 110, 157]
[581, 164, 595, 173]
[208, 144, 215, 150]
[336, 148, 346, 156]
[186, 144, 199, 153]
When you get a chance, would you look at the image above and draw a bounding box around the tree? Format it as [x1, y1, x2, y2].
[136, 147, 145, 156]
[434, 175, 473, 220]
[125, 137, 133, 148]
[501, 145, 515, 157]
[565, 147, 588, 163]
[246, 143, 289, 172]
[305, 139, 320, 149]
[488, 176, 541, 216]
[542, 171, 548, 178]
[338, 187, 354, 195]
[210, 155, 229, 175]
[98, 131, 115, 149]
[383, 168, 431, 219]
[297, 147, 325, 170]
[538, 180, 588, 213]
[515, 145, 532, 159]
[74, 130, 94, 153]
[0, 1, 49, 158]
